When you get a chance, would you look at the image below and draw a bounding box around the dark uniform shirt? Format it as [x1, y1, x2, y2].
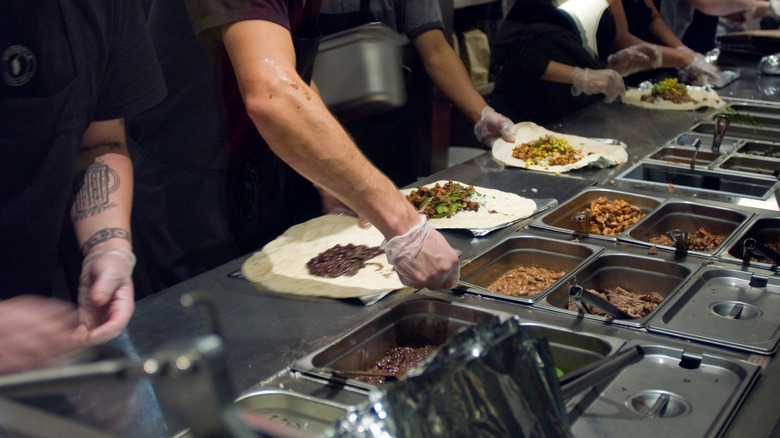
[0, 0, 166, 299]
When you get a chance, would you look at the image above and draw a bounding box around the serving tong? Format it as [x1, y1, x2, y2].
[711, 114, 730, 153]
[743, 237, 780, 267]
[568, 285, 633, 320]
[571, 211, 592, 234]
[665, 229, 689, 257]
[688, 137, 702, 170]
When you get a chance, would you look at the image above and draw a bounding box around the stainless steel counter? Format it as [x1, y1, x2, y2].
[4, 64, 779, 438]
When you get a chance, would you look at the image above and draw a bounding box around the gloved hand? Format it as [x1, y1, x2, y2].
[571, 67, 625, 103]
[677, 46, 722, 85]
[607, 44, 663, 77]
[0, 296, 86, 374]
[474, 106, 515, 147]
[381, 214, 459, 290]
[78, 246, 136, 344]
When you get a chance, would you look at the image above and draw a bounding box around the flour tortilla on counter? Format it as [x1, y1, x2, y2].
[242, 215, 405, 299]
[623, 87, 727, 110]
[400, 180, 537, 230]
[492, 122, 628, 172]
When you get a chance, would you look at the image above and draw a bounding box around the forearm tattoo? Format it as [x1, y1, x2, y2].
[72, 158, 120, 222]
[81, 228, 131, 255]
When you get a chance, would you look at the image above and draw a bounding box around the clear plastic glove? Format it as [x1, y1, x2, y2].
[381, 215, 459, 290]
[78, 246, 136, 344]
[678, 46, 722, 85]
[474, 106, 515, 147]
[571, 67, 625, 103]
[607, 44, 663, 77]
[0, 296, 86, 374]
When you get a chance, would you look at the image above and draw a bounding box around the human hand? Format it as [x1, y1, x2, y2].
[607, 44, 663, 76]
[678, 46, 722, 85]
[316, 185, 370, 227]
[571, 67, 625, 103]
[474, 106, 515, 147]
[0, 296, 86, 374]
[381, 215, 459, 290]
[78, 246, 136, 344]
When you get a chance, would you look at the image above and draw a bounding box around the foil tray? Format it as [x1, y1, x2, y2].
[619, 200, 752, 257]
[291, 297, 624, 390]
[529, 188, 664, 242]
[537, 251, 697, 329]
[458, 234, 605, 304]
[569, 342, 761, 438]
[719, 215, 780, 270]
[646, 266, 780, 354]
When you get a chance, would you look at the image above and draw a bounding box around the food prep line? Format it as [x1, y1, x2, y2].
[3, 63, 779, 437]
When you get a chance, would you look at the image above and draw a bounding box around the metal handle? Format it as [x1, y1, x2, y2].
[569, 285, 633, 320]
[712, 114, 730, 153]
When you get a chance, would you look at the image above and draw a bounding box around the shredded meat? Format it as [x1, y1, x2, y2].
[581, 197, 645, 235]
[355, 345, 438, 384]
[306, 244, 384, 278]
[649, 227, 726, 252]
[488, 266, 566, 296]
[568, 286, 664, 319]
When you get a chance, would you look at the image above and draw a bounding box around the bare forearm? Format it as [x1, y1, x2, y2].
[541, 61, 576, 84]
[224, 21, 420, 239]
[71, 120, 133, 255]
[415, 30, 487, 124]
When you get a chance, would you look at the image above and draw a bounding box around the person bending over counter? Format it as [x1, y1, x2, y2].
[180, 0, 460, 290]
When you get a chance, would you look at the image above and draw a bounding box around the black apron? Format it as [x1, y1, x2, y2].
[0, 1, 89, 300]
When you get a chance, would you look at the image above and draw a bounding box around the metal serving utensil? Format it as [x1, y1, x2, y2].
[712, 114, 730, 153]
[689, 137, 702, 171]
[571, 211, 592, 234]
[665, 229, 689, 257]
[312, 368, 399, 382]
[568, 285, 633, 320]
[560, 345, 644, 402]
[743, 237, 780, 266]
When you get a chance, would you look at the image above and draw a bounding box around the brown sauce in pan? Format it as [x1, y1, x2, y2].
[488, 266, 566, 297]
[307, 244, 384, 278]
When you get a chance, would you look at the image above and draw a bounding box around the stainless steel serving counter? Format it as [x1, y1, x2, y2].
[3, 63, 779, 438]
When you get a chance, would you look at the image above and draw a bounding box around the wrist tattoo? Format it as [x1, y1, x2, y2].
[81, 228, 131, 255]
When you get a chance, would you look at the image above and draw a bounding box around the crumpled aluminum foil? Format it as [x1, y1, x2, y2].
[323, 317, 572, 438]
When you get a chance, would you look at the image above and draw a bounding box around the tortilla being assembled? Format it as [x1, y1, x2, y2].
[492, 122, 628, 173]
[242, 215, 405, 299]
[400, 180, 537, 230]
[623, 87, 727, 110]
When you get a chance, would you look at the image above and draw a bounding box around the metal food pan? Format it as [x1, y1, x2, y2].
[619, 200, 751, 256]
[736, 140, 780, 159]
[692, 121, 780, 143]
[727, 102, 780, 117]
[614, 162, 778, 199]
[646, 266, 780, 354]
[646, 147, 722, 167]
[717, 155, 780, 176]
[458, 234, 604, 304]
[538, 252, 695, 329]
[569, 343, 761, 438]
[529, 188, 663, 241]
[671, 132, 740, 150]
[292, 298, 624, 389]
[720, 215, 780, 270]
[235, 389, 349, 436]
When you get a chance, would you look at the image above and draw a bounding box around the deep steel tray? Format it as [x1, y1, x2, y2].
[736, 140, 780, 159]
[647, 146, 722, 167]
[529, 188, 664, 241]
[692, 121, 780, 143]
[619, 200, 752, 257]
[718, 155, 780, 176]
[569, 343, 761, 438]
[646, 266, 780, 354]
[537, 252, 696, 329]
[291, 297, 624, 389]
[458, 234, 604, 304]
[719, 215, 780, 270]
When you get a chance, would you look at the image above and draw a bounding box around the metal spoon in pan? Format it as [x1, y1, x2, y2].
[569, 285, 633, 320]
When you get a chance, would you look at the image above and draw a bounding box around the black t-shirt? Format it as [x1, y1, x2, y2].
[0, 0, 166, 298]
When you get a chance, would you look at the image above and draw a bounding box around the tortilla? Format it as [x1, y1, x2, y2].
[623, 87, 727, 110]
[242, 215, 405, 299]
[400, 180, 537, 230]
[492, 122, 628, 172]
